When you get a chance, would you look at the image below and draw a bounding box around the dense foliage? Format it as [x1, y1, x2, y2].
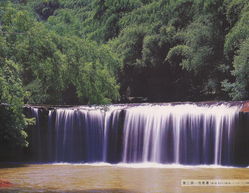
[20, 0, 247, 102]
[0, 42, 27, 147]
[0, 0, 249, 147]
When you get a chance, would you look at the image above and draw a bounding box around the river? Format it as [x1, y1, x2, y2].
[1, 163, 249, 193]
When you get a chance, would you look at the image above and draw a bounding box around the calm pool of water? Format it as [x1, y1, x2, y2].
[1, 163, 249, 193]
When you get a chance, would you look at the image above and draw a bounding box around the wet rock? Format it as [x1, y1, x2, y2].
[0, 179, 13, 187]
[240, 102, 249, 112]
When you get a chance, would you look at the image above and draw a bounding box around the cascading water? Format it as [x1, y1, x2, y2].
[28, 103, 249, 166]
[121, 105, 239, 165]
[30, 108, 42, 161]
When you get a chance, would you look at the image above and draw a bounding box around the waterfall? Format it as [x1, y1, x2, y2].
[121, 104, 239, 165]
[30, 108, 42, 161]
[28, 103, 249, 166]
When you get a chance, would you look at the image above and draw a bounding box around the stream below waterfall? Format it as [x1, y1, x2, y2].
[1, 163, 249, 193]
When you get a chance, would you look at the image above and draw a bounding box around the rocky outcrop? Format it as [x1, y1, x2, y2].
[240, 101, 249, 112]
[0, 179, 13, 187]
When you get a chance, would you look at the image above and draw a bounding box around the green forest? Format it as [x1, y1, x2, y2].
[0, 0, 249, 148]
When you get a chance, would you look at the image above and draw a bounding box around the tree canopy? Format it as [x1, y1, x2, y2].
[0, 0, 249, 147]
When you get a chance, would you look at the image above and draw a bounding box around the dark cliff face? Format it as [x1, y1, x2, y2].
[24, 107, 52, 162]
[234, 112, 249, 166]
[235, 101, 249, 166]
[0, 107, 52, 162]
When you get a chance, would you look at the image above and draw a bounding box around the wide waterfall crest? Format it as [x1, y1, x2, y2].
[121, 104, 239, 165]
[29, 103, 244, 166]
